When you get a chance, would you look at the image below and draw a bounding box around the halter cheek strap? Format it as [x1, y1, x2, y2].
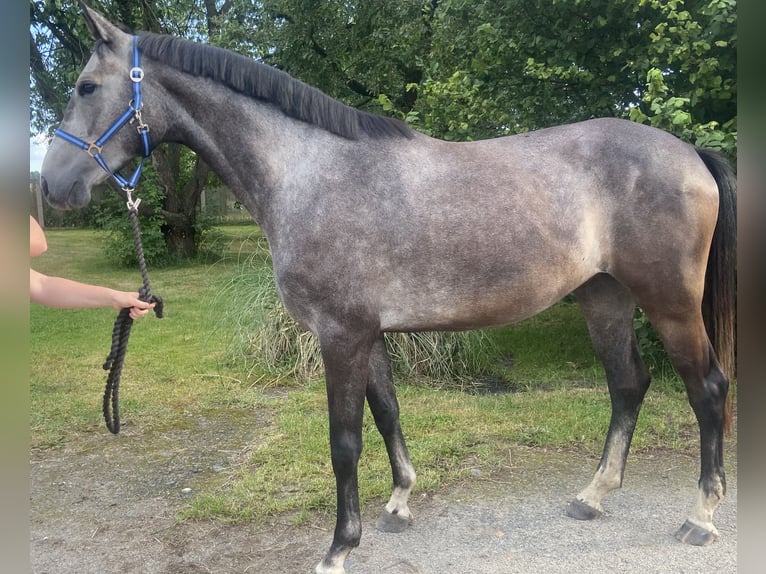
[54, 35, 151, 194]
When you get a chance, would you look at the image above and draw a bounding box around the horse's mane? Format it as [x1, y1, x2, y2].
[137, 32, 413, 140]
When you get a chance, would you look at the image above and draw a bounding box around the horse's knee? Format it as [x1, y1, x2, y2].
[329, 431, 362, 475]
[704, 358, 729, 399]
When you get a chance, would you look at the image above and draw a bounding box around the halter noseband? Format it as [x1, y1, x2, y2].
[54, 35, 151, 198]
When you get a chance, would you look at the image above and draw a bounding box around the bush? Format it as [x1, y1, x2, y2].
[90, 164, 226, 267]
[194, 214, 228, 263]
[90, 159, 169, 267]
[93, 186, 169, 268]
[633, 307, 673, 377]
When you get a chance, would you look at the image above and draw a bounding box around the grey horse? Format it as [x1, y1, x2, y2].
[41, 5, 735, 573]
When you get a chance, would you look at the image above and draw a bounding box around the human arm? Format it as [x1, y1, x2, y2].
[30, 216, 47, 257]
[30, 268, 155, 319]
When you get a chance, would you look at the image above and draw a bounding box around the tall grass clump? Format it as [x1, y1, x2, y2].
[214, 253, 318, 384]
[216, 254, 499, 388]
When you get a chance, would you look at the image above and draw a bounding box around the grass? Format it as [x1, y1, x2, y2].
[30, 225, 262, 447]
[30, 224, 731, 524]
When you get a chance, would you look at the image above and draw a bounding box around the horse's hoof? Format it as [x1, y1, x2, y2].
[674, 519, 718, 546]
[375, 510, 412, 533]
[566, 498, 603, 521]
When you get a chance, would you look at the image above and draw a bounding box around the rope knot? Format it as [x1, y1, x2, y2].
[139, 286, 164, 318]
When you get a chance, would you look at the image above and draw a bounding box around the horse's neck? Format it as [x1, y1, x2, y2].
[162, 79, 309, 222]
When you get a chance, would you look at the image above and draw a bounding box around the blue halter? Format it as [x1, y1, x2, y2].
[54, 36, 151, 198]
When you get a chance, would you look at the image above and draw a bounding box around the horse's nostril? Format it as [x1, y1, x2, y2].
[40, 176, 49, 199]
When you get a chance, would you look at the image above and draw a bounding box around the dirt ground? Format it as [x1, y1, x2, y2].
[30, 409, 737, 574]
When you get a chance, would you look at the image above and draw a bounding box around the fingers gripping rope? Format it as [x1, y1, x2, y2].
[102, 204, 163, 434]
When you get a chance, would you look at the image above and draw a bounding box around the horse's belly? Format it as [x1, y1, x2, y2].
[378, 279, 574, 332]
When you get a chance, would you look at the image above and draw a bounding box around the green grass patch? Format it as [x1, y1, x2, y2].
[181, 382, 699, 522]
[31, 224, 730, 524]
[30, 224, 264, 447]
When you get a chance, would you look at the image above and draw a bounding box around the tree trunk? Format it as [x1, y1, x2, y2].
[152, 143, 210, 259]
[162, 219, 197, 259]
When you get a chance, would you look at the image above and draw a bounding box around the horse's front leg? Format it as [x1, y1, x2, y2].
[315, 327, 376, 574]
[366, 334, 416, 533]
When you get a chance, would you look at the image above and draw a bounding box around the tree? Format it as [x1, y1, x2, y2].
[628, 0, 736, 160]
[414, 0, 735, 159]
[240, 0, 436, 118]
[217, 0, 734, 160]
[30, 0, 93, 131]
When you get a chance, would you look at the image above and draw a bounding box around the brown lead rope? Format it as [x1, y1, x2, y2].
[102, 199, 163, 434]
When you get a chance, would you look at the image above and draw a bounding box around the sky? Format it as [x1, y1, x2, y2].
[30, 135, 48, 172]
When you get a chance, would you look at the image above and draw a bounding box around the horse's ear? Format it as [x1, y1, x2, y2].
[79, 1, 121, 43]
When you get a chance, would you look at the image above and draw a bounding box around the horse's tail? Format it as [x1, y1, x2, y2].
[696, 147, 736, 432]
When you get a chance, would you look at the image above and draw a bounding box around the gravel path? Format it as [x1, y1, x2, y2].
[30, 417, 736, 574]
[343, 450, 736, 574]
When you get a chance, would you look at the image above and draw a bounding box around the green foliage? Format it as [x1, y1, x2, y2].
[194, 215, 228, 263]
[415, 0, 649, 138]
[96, 208, 168, 268]
[92, 181, 226, 268]
[632, 308, 674, 377]
[92, 164, 169, 267]
[628, 0, 737, 161]
[228, 0, 734, 156]
[416, 0, 736, 149]
[234, 0, 434, 117]
[629, 68, 736, 161]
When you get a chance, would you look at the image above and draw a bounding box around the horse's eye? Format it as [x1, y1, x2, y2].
[78, 82, 97, 96]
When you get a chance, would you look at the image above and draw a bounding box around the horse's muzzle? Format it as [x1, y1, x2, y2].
[40, 175, 87, 210]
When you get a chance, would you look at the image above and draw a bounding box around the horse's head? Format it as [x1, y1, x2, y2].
[41, 3, 150, 209]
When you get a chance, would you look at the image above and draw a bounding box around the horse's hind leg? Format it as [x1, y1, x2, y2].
[366, 334, 417, 533]
[567, 274, 651, 520]
[643, 307, 728, 545]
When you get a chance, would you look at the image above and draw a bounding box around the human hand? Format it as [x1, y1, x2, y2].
[114, 291, 156, 319]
